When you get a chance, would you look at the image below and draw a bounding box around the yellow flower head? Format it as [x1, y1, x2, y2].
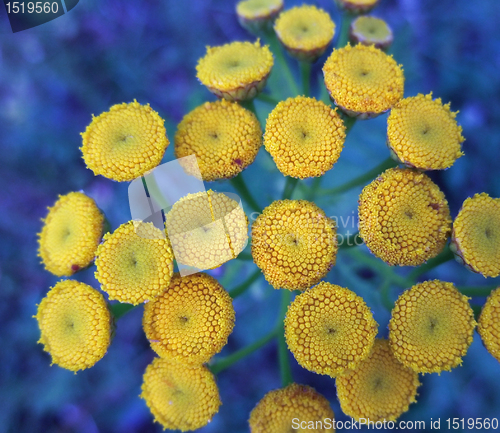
[251, 200, 337, 290]
[389, 280, 476, 373]
[387, 94, 464, 170]
[451, 193, 500, 277]
[143, 273, 235, 364]
[175, 100, 262, 181]
[264, 96, 346, 179]
[95, 221, 174, 305]
[323, 44, 404, 119]
[38, 192, 105, 277]
[285, 282, 377, 377]
[166, 190, 248, 270]
[358, 168, 451, 266]
[336, 339, 420, 422]
[81, 101, 169, 182]
[335, 0, 379, 14]
[196, 40, 274, 101]
[35, 280, 112, 372]
[249, 383, 335, 433]
[349, 16, 393, 50]
[141, 358, 221, 432]
[236, 0, 283, 34]
[478, 287, 500, 362]
[274, 6, 335, 62]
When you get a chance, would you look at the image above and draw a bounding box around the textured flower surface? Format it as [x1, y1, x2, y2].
[336, 339, 420, 422]
[249, 383, 335, 433]
[175, 99, 262, 181]
[264, 96, 345, 179]
[358, 167, 451, 266]
[252, 200, 337, 290]
[349, 16, 393, 50]
[38, 192, 104, 277]
[334, 0, 379, 14]
[81, 101, 169, 182]
[478, 288, 500, 362]
[451, 193, 500, 277]
[389, 280, 476, 373]
[285, 282, 377, 377]
[35, 280, 112, 372]
[141, 358, 221, 432]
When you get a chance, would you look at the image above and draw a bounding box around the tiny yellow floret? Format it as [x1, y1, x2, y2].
[478, 287, 500, 363]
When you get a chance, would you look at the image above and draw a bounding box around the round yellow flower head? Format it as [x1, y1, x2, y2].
[323, 44, 404, 119]
[451, 193, 500, 277]
[95, 221, 174, 305]
[334, 0, 379, 14]
[264, 96, 346, 179]
[141, 358, 221, 431]
[251, 200, 337, 290]
[143, 273, 235, 364]
[35, 280, 112, 372]
[336, 339, 420, 422]
[175, 100, 262, 181]
[478, 287, 500, 362]
[285, 282, 377, 377]
[389, 280, 476, 373]
[274, 6, 335, 62]
[236, 0, 283, 34]
[349, 16, 393, 51]
[196, 40, 274, 101]
[81, 101, 169, 182]
[249, 383, 335, 433]
[38, 192, 105, 277]
[358, 167, 451, 266]
[387, 94, 464, 170]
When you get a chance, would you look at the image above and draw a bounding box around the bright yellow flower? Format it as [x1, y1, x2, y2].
[236, 0, 283, 33]
[349, 16, 393, 50]
[335, 0, 379, 14]
[478, 287, 500, 362]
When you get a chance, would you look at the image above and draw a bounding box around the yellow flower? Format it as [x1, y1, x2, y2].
[336, 339, 420, 422]
[285, 282, 377, 377]
[358, 168, 451, 266]
[38, 192, 105, 277]
[249, 383, 335, 433]
[349, 16, 393, 51]
[263, 96, 345, 179]
[251, 200, 337, 290]
[388, 280, 476, 373]
[236, 0, 283, 34]
[81, 101, 169, 182]
[334, 0, 379, 14]
[387, 94, 464, 170]
[196, 40, 273, 101]
[35, 280, 112, 372]
[141, 357, 221, 431]
[143, 273, 235, 364]
[95, 221, 174, 305]
[451, 193, 500, 277]
[174, 100, 262, 181]
[478, 288, 500, 362]
[323, 44, 404, 119]
[274, 6, 335, 62]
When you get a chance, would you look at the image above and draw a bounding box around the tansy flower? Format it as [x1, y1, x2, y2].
[274, 5, 335, 62]
[251, 200, 337, 290]
[323, 44, 404, 119]
[141, 358, 221, 431]
[236, 0, 283, 34]
[95, 221, 174, 305]
[264, 96, 345, 179]
[196, 40, 273, 101]
[174, 99, 262, 182]
[285, 282, 377, 377]
[478, 288, 500, 362]
[388, 280, 476, 373]
[143, 273, 235, 364]
[334, 0, 379, 14]
[387, 94, 464, 170]
[358, 168, 451, 266]
[451, 193, 500, 277]
[38, 192, 105, 277]
[249, 383, 335, 433]
[336, 339, 420, 422]
[35, 280, 112, 372]
[81, 101, 169, 182]
[349, 16, 393, 51]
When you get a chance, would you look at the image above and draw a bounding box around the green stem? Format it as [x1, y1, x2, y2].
[256, 92, 280, 106]
[230, 173, 261, 213]
[343, 114, 357, 134]
[241, 99, 263, 126]
[109, 303, 137, 319]
[380, 279, 394, 311]
[229, 269, 261, 299]
[235, 252, 253, 261]
[337, 12, 354, 48]
[338, 231, 362, 249]
[278, 290, 293, 387]
[408, 246, 455, 281]
[300, 61, 311, 97]
[305, 177, 323, 201]
[282, 177, 299, 200]
[459, 286, 497, 298]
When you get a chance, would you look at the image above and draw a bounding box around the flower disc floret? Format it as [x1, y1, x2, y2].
[334, 0, 379, 14]
[252, 200, 337, 290]
[349, 16, 393, 50]
[358, 167, 451, 266]
[478, 288, 500, 362]
[81, 101, 169, 181]
[236, 0, 283, 33]
[264, 97, 345, 179]
[285, 282, 378, 377]
[389, 280, 476, 373]
[38, 192, 105, 277]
